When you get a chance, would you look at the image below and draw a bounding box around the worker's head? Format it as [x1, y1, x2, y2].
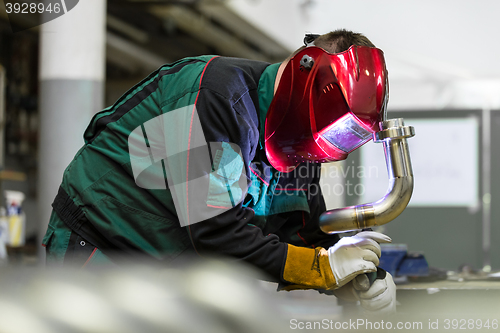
[313, 30, 375, 53]
[265, 29, 388, 172]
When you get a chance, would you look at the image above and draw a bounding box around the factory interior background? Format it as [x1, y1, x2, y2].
[1, 0, 500, 331]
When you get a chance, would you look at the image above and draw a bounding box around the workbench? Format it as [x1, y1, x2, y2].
[396, 278, 500, 318]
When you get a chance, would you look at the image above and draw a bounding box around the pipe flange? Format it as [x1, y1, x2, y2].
[374, 125, 415, 142]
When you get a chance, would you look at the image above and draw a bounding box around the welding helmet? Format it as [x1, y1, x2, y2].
[264, 45, 388, 172]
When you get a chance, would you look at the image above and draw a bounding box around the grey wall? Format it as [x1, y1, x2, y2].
[489, 112, 500, 269]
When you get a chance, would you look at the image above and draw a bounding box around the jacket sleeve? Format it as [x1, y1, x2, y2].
[180, 58, 338, 284]
[183, 83, 287, 281]
[188, 203, 287, 281]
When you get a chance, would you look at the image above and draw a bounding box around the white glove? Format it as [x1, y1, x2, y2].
[327, 231, 391, 288]
[354, 271, 397, 314]
[333, 271, 397, 314]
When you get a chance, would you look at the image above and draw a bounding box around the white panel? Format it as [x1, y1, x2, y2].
[226, 0, 307, 51]
[360, 118, 479, 207]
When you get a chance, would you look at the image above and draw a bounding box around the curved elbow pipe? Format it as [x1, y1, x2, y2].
[319, 118, 415, 234]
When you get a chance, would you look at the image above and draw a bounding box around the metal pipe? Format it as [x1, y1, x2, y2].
[319, 118, 415, 234]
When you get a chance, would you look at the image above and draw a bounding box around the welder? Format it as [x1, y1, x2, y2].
[43, 29, 396, 313]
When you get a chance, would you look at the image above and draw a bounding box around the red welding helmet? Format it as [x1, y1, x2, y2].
[264, 45, 388, 172]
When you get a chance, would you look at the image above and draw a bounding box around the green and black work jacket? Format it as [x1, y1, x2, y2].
[44, 55, 340, 282]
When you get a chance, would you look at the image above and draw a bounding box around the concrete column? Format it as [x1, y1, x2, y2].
[38, 0, 106, 260]
[0, 65, 5, 170]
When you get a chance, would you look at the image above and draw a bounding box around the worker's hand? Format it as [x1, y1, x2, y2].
[280, 232, 390, 291]
[327, 231, 391, 288]
[354, 271, 397, 314]
[333, 270, 397, 315]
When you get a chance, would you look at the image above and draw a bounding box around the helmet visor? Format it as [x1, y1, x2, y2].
[265, 45, 388, 172]
[319, 112, 373, 153]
